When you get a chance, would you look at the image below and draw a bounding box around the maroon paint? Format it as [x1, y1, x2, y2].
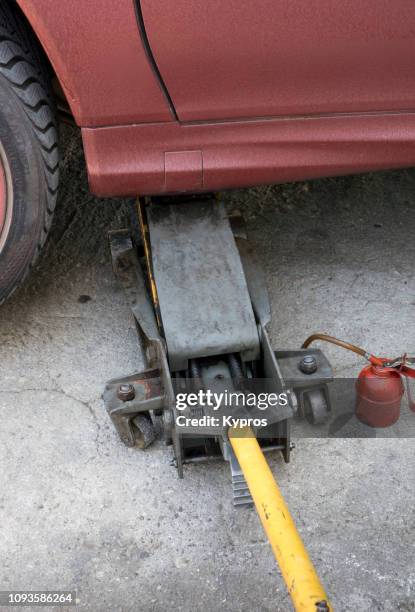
[164, 151, 204, 192]
[82, 112, 415, 196]
[141, 0, 415, 122]
[0, 153, 6, 235]
[14, 0, 415, 197]
[16, 0, 173, 126]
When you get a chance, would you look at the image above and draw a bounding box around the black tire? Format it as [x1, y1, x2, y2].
[0, 0, 58, 304]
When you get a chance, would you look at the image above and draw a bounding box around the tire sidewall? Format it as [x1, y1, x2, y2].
[0, 71, 45, 299]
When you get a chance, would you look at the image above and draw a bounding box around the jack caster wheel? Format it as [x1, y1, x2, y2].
[303, 388, 330, 425]
[131, 414, 156, 449]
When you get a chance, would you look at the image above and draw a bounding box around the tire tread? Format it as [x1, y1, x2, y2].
[0, 0, 58, 303]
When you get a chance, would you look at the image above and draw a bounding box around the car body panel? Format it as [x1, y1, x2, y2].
[82, 112, 415, 196]
[141, 0, 415, 122]
[14, 0, 415, 196]
[16, 0, 174, 126]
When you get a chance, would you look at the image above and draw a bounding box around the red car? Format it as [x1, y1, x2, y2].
[2, 0, 415, 302]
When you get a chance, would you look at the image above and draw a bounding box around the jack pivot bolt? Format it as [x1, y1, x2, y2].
[118, 383, 135, 402]
[299, 355, 318, 375]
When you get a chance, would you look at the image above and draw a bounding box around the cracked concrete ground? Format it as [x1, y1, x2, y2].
[0, 125, 414, 611]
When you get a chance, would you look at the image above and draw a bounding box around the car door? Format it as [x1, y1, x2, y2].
[140, 0, 415, 122]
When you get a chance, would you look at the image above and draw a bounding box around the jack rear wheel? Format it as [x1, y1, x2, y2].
[303, 388, 330, 425]
[132, 414, 156, 449]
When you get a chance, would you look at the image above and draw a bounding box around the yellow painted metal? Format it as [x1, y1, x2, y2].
[229, 427, 331, 611]
[137, 198, 162, 329]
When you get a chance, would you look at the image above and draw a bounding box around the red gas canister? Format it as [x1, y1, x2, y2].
[356, 365, 404, 428]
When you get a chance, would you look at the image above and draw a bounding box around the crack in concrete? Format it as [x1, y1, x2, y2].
[0, 386, 103, 455]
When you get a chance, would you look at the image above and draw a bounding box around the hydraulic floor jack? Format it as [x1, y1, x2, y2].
[103, 195, 333, 611]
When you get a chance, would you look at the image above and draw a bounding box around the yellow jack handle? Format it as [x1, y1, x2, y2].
[229, 428, 332, 611]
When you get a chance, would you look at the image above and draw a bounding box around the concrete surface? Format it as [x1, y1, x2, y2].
[0, 125, 414, 611]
